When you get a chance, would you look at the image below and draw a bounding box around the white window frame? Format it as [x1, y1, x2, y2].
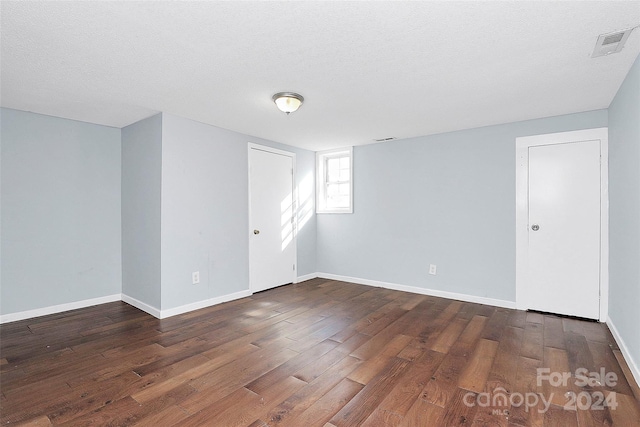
[316, 147, 353, 214]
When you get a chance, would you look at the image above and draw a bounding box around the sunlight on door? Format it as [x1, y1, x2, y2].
[281, 173, 314, 252]
[281, 193, 293, 251]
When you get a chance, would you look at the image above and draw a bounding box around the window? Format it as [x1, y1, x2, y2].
[316, 147, 353, 213]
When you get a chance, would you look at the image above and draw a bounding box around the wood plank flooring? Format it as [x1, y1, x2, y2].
[1, 279, 639, 426]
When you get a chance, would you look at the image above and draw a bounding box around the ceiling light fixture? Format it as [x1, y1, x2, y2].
[272, 92, 304, 114]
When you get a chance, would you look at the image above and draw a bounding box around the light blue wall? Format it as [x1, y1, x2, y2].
[608, 53, 640, 370]
[0, 109, 314, 316]
[0, 108, 121, 315]
[160, 114, 249, 309]
[160, 114, 316, 310]
[0, 103, 616, 320]
[121, 114, 162, 309]
[317, 109, 608, 302]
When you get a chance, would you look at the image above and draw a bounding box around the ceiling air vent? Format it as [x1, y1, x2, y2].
[374, 137, 397, 142]
[592, 27, 635, 57]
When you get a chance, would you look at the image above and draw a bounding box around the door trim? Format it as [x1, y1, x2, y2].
[515, 128, 609, 321]
[247, 143, 297, 293]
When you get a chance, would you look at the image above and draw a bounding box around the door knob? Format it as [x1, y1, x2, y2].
[531, 224, 540, 231]
[253, 229, 260, 235]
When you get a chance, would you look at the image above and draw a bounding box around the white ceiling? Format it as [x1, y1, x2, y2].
[2, 1, 639, 151]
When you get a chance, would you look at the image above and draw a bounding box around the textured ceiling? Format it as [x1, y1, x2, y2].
[2, 1, 639, 151]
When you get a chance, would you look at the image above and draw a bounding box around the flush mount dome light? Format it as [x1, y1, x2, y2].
[272, 92, 304, 114]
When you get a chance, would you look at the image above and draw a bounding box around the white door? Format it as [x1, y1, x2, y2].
[516, 128, 608, 321]
[249, 145, 296, 293]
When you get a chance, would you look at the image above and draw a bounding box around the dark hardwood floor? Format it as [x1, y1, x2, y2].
[1, 279, 639, 426]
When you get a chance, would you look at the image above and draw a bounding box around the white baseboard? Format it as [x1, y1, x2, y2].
[316, 272, 517, 309]
[0, 294, 121, 324]
[0, 274, 515, 324]
[1, 288, 254, 324]
[159, 289, 252, 319]
[606, 316, 640, 387]
[121, 293, 162, 319]
[295, 273, 319, 283]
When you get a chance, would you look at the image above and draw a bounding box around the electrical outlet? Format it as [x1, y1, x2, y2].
[429, 264, 437, 275]
[192, 271, 200, 285]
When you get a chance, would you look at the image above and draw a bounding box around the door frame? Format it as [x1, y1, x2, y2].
[515, 128, 609, 321]
[247, 142, 297, 293]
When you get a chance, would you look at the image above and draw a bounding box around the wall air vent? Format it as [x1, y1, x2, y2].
[374, 137, 397, 142]
[592, 27, 635, 57]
